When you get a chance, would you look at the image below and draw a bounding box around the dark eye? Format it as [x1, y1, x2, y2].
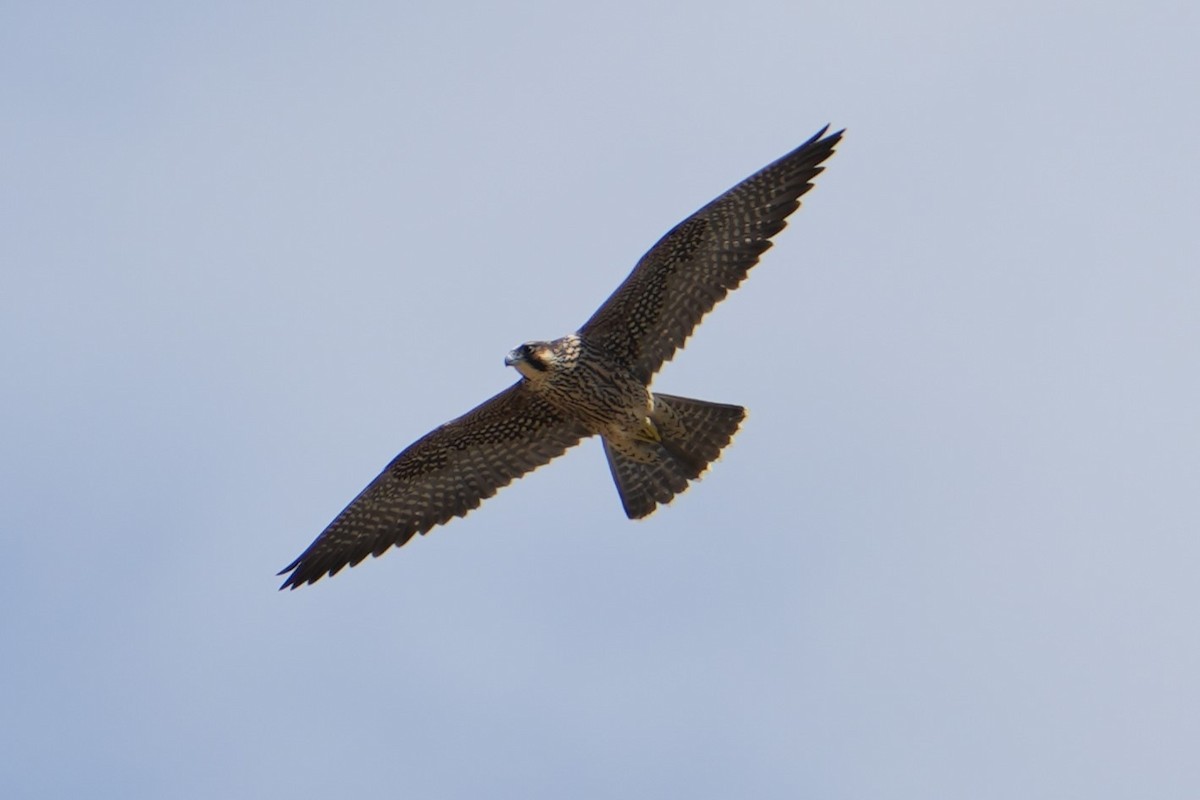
[525, 346, 548, 371]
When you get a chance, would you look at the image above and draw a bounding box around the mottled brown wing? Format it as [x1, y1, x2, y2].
[279, 382, 588, 588]
[580, 127, 843, 383]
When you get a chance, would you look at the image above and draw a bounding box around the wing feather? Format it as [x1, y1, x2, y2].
[278, 382, 587, 588]
[579, 127, 843, 382]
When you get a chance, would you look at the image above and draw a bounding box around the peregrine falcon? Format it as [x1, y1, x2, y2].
[279, 126, 843, 588]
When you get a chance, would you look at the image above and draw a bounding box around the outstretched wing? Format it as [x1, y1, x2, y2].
[279, 382, 588, 588]
[579, 126, 843, 383]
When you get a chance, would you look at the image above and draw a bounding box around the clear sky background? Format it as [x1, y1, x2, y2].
[3, 2, 1198, 798]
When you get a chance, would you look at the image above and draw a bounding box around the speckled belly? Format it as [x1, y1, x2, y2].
[537, 356, 651, 438]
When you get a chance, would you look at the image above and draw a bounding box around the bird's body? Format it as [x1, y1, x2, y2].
[279, 127, 843, 588]
[507, 335, 651, 439]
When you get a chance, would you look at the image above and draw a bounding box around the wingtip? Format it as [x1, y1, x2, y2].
[277, 559, 319, 591]
[813, 124, 845, 144]
[277, 554, 358, 590]
[276, 559, 300, 590]
[784, 125, 844, 165]
[277, 573, 302, 591]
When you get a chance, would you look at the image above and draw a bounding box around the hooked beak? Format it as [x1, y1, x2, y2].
[504, 349, 522, 367]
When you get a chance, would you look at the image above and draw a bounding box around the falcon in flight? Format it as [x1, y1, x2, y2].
[280, 126, 843, 588]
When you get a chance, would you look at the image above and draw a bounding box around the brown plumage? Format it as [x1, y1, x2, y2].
[279, 126, 842, 588]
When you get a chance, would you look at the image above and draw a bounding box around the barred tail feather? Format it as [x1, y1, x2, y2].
[603, 394, 746, 519]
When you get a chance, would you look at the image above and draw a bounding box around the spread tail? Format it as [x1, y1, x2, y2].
[603, 393, 746, 519]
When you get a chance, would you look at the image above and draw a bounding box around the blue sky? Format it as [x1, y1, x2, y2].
[3, 1, 1198, 797]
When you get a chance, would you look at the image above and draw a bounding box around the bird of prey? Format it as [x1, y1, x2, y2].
[279, 126, 843, 589]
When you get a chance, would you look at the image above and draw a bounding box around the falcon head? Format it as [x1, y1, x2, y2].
[505, 341, 555, 380]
